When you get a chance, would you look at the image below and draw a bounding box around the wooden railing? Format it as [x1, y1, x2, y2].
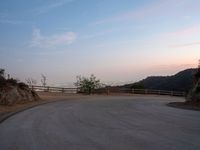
[94, 88, 186, 97]
[30, 85, 78, 94]
[131, 89, 185, 96]
[30, 85, 186, 97]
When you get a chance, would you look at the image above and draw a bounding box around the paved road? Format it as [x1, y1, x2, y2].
[0, 96, 200, 150]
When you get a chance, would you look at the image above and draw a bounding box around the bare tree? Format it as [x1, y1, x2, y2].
[0, 69, 5, 78]
[41, 74, 47, 87]
[194, 60, 200, 82]
[26, 78, 37, 86]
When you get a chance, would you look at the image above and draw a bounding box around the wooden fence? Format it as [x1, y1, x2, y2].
[30, 85, 78, 94]
[131, 89, 185, 96]
[30, 85, 186, 97]
[94, 87, 186, 97]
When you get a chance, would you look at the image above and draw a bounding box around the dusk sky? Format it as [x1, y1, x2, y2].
[0, 0, 200, 86]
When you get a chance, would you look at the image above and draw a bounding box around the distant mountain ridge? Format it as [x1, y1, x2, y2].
[121, 68, 197, 92]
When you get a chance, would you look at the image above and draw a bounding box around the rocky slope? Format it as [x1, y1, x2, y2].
[0, 78, 40, 106]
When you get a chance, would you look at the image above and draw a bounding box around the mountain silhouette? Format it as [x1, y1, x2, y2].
[122, 68, 197, 92]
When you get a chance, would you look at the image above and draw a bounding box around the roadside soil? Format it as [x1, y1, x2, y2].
[0, 92, 137, 116]
[167, 101, 200, 111]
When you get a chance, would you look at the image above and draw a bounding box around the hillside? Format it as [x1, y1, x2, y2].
[0, 69, 40, 105]
[122, 68, 197, 92]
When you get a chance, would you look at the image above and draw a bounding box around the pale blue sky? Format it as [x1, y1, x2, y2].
[0, 0, 200, 86]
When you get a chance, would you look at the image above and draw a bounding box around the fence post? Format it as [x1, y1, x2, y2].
[132, 88, 134, 94]
[62, 88, 64, 93]
[106, 87, 110, 95]
[76, 88, 79, 94]
[145, 89, 148, 94]
[158, 90, 161, 95]
[171, 91, 174, 96]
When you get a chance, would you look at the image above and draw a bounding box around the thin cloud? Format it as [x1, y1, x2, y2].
[0, 12, 24, 25]
[34, 0, 75, 15]
[0, 12, 7, 18]
[30, 28, 77, 48]
[169, 42, 200, 48]
[0, 19, 26, 25]
[90, 0, 191, 25]
[167, 25, 200, 37]
[82, 29, 118, 39]
[90, 1, 166, 25]
[0, 12, 29, 25]
[56, 27, 71, 31]
[152, 64, 196, 69]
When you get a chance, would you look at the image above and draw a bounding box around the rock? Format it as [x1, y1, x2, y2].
[0, 85, 40, 106]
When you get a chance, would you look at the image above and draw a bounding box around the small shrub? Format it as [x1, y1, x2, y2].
[0, 77, 6, 88]
[6, 78, 18, 86]
[74, 74, 101, 94]
[195, 86, 200, 93]
[131, 83, 145, 89]
[18, 82, 29, 89]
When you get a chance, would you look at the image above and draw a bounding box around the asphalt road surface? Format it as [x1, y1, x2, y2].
[0, 95, 200, 150]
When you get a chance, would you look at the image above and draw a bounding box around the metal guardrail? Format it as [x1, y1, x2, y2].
[30, 85, 185, 97]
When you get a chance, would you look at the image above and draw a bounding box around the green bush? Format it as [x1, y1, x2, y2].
[74, 74, 101, 94]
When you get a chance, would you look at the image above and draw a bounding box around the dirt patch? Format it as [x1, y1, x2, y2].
[167, 101, 200, 111]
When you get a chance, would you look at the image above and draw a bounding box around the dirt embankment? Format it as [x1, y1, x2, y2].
[167, 101, 200, 111]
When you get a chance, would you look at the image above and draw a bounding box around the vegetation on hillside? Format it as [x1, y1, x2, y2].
[0, 69, 27, 89]
[122, 69, 196, 92]
[186, 61, 200, 103]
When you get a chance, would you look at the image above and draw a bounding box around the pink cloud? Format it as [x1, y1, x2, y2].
[146, 63, 197, 76]
[91, 1, 167, 25]
[167, 25, 200, 37]
[91, 0, 188, 25]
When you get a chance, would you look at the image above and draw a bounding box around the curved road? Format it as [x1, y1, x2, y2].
[0, 96, 200, 150]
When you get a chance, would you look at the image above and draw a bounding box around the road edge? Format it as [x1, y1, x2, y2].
[0, 99, 66, 124]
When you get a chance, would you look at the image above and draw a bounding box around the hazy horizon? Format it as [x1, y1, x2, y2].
[0, 0, 199, 87]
